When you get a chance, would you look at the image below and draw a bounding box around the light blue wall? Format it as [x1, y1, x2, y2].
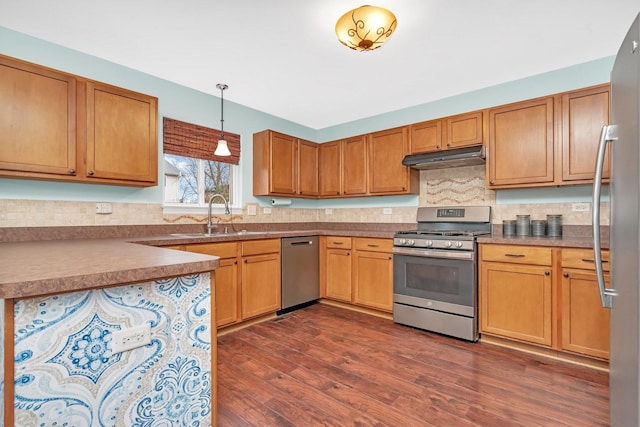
[0, 26, 613, 210]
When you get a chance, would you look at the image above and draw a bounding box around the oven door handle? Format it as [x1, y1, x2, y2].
[392, 247, 474, 260]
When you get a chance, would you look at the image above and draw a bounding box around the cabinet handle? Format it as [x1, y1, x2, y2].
[336, 191, 340, 195]
[564, 272, 569, 278]
[505, 253, 525, 257]
[581, 258, 608, 263]
[234, 260, 238, 265]
[388, 256, 392, 260]
[69, 168, 76, 174]
[402, 187, 406, 190]
[347, 252, 350, 256]
[88, 170, 95, 176]
[367, 244, 380, 248]
[436, 145, 440, 149]
[447, 143, 452, 148]
[545, 271, 550, 276]
[332, 242, 344, 245]
[489, 180, 495, 185]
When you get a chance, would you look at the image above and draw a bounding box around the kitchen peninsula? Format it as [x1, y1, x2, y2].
[0, 239, 219, 426]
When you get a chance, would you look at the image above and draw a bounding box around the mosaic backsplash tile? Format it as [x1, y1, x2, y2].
[11, 273, 212, 426]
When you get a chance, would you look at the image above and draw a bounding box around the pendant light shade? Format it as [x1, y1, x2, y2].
[335, 5, 397, 51]
[214, 83, 232, 156]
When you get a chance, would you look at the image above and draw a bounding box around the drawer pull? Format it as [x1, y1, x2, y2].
[332, 242, 344, 245]
[367, 244, 380, 248]
[505, 253, 525, 257]
[564, 272, 569, 278]
[545, 271, 550, 276]
[581, 258, 608, 263]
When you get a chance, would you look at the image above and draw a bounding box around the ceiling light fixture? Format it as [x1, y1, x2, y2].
[214, 83, 231, 156]
[335, 5, 397, 51]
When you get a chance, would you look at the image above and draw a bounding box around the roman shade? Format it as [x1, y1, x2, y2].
[163, 117, 240, 165]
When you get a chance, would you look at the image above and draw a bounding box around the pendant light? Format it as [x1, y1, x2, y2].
[214, 83, 231, 156]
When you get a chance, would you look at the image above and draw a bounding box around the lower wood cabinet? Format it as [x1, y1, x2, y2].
[184, 238, 281, 329]
[560, 248, 610, 359]
[479, 244, 610, 361]
[321, 236, 393, 313]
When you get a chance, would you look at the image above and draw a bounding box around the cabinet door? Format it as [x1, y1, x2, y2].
[368, 127, 410, 194]
[409, 119, 442, 153]
[269, 131, 297, 195]
[319, 140, 342, 196]
[0, 56, 77, 178]
[480, 262, 552, 346]
[214, 258, 240, 328]
[488, 97, 554, 187]
[241, 253, 281, 319]
[445, 111, 483, 149]
[561, 85, 610, 183]
[85, 81, 157, 185]
[325, 249, 352, 302]
[343, 135, 368, 195]
[561, 270, 610, 359]
[297, 139, 319, 196]
[353, 250, 393, 312]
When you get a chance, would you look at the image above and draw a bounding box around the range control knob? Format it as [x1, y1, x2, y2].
[399, 239, 407, 245]
[408, 239, 415, 246]
[425, 240, 433, 247]
[455, 241, 464, 248]
[445, 241, 452, 248]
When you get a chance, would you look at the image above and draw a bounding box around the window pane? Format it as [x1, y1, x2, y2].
[204, 160, 231, 203]
[164, 154, 199, 204]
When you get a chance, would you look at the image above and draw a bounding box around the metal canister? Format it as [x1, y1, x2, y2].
[503, 220, 516, 236]
[531, 220, 547, 237]
[516, 215, 531, 236]
[547, 214, 563, 236]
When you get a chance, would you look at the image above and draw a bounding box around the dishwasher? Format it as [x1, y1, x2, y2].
[280, 236, 319, 314]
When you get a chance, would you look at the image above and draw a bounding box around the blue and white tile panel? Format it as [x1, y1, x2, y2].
[12, 273, 212, 426]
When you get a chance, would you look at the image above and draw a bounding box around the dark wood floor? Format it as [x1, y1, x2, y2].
[217, 303, 609, 426]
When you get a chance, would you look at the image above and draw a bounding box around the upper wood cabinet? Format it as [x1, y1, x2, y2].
[85, 81, 158, 184]
[0, 54, 158, 187]
[561, 84, 610, 183]
[368, 127, 417, 194]
[488, 96, 555, 188]
[0, 56, 77, 178]
[342, 135, 368, 196]
[253, 131, 319, 198]
[487, 84, 611, 189]
[318, 140, 342, 196]
[297, 139, 319, 196]
[409, 111, 483, 154]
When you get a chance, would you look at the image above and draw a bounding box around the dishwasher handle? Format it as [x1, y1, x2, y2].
[290, 240, 313, 246]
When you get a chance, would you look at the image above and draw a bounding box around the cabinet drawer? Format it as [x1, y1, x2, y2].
[354, 237, 393, 253]
[242, 239, 280, 256]
[481, 244, 552, 266]
[326, 236, 352, 249]
[186, 242, 238, 259]
[561, 248, 609, 271]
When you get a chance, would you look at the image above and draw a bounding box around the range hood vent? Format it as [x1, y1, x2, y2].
[402, 146, 485, 170]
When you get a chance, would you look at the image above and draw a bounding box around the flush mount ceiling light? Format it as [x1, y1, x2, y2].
[214, 83, 231, 156]
[335, 5, 397, 51]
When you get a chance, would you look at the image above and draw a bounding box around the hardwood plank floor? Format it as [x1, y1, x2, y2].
[217, 303, 609, 426]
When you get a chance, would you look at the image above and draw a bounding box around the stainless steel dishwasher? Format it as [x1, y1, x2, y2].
[280, 236, 319, 313]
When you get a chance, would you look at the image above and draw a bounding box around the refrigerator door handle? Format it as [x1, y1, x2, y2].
[592, 124, 617, 309]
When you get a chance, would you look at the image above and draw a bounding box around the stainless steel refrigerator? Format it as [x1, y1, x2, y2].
[593, 12, 640, 426]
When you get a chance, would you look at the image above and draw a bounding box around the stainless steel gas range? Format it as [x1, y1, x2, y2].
[392, 206, 491, 341]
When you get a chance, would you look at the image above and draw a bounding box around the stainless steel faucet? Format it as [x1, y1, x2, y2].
[206, 194, 230, 234]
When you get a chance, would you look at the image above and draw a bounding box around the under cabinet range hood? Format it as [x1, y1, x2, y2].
[402, 146, 485, 170]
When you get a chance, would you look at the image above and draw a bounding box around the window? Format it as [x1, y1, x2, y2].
[163, 154, 233, 205]
[162, 117, 241, 210]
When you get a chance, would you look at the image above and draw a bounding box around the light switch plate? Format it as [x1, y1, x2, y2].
[263, 207, 272, 214]
[247, 204, 257, 216]
[325, 209, 333, 215]
[572, 202, 590, 212]
[382, 208, 392, 215]
[95, 202, 113, 214]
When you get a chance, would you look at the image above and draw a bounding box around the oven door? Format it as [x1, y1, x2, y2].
[393, 247, 476, 317]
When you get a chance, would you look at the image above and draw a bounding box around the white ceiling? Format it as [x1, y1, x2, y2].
[1, 1, 638, 129]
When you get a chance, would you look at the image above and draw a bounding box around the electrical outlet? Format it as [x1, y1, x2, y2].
[325, 209, 333, 215]
[247, 204, 257, 216]
[111, 323, 151, 354]
[95, 202, 113, 214]
[383, 208, 392, 215]
[263, 207, 272, 215]
[572, 202, 591, 212]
